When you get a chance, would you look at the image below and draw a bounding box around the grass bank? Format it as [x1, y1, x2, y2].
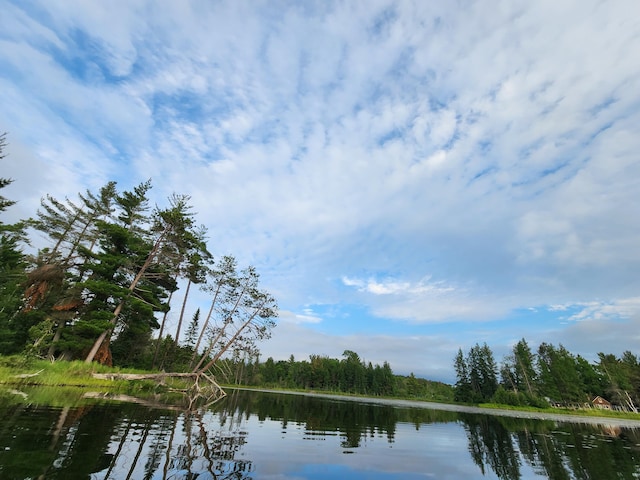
[479, 401, 640, 421]
[2, 357, 638, 423]
[0, 356, 179, 394]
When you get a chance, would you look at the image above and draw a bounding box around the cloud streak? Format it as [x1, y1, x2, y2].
[1, 0, 639, 381]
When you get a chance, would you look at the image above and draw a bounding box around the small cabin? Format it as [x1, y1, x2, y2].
[592, 396, 612, 410]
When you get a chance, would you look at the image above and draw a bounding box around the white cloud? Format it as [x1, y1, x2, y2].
[341, 275, 507, 323]
[278, 310, 323, 325]
[342, 275, 455, 297]
[562, 298, 640, 323]
[1, 1, 640, 380]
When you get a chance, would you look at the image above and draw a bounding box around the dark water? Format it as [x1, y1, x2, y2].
[0, 388, 639, 479]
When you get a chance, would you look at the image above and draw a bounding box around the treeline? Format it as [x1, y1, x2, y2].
[0, 134, 277, 374]
[211, 350, 454, 401]
[454, 339, 640, 411]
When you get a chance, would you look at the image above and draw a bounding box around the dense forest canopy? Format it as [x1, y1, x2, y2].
[454, 339, 640, 412]
[190, 350, 453, 401]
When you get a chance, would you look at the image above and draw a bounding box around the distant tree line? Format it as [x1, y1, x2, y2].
[209, 350, 454, 401]
[0, 134, 277, 375]
[454, 339, 640, 411]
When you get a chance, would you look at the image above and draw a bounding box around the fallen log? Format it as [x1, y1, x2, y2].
[92, 372, 197, 381]
[91, 371, 226, 410]
[13, 369, 44, 378]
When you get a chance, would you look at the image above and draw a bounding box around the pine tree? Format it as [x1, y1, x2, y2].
[0, 133, 16, 214]
[192, 264, 278, 375]
[454, 348, 473, 402]
[459, 343, 498, 402]
[0, 133, 30, 354]
[188, 255, 238, 368]
[83, 187, 208, 364]
[537, 343, 585, 404]
[598, 352, 639, 412]
[185, 308, 201, 349]
[24, 182, 118, 358]
[501, 338, 538, 399]
[173, 245, 211, 346]
[513, 338, 537, 397]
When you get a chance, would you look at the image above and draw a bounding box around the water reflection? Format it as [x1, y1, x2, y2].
[461, 413, 640, 480]
[0, 387, 639, 479]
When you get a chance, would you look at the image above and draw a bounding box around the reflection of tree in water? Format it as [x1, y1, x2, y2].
[0, 400, 129, 479]
[524, 423, 640, 480]
[144, 403, 253, 479]
[93, 400, 256, 479]
[229, 390, 458, 447]
[462, 414, 522, 480]
[0, 396, 254, 479]
[461, 413, 640, 480]
[222, 389, 407, 448]
[3, 389, 640, 479]
[220, 390, 391, 448]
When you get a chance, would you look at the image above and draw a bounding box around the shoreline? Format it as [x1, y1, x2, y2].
[231, 387, 640, 428]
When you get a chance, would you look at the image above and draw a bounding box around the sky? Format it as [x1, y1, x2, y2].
[1, 0, 639, 383]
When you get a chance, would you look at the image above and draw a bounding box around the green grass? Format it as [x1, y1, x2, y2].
[2, 357, 637, 421]
[0, 356, 164, 391]
[479, 402, 640, 421]
[0, 355, 204, 408]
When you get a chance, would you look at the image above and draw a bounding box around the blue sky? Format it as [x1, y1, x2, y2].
[1, 1, 639, 382]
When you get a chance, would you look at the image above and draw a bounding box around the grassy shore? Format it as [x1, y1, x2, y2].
[1, 356, 639, 422]
[478, 401, 640, 421]
[0, 356, 152, 389]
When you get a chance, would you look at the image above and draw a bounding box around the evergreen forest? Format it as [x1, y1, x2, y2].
[454, 339, 640, 412]
[211, 350, 453, 401]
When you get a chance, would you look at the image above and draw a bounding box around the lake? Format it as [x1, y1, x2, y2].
[1, 387, 639, 479]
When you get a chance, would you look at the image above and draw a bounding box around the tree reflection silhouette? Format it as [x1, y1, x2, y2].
[460, 413, 640, 480]
[1, 388, 640, 479]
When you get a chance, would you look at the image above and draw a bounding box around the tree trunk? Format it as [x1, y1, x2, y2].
[192, 279, 250, 373]
[190, 285, 221, 369]
[152, 282, 176, 369]
[195, 297, 267, 375]
[90, 371, 226, 408]
[46, 322, 64, 360]
[85, 226, 169, 363]
[174, 278, 191, 346]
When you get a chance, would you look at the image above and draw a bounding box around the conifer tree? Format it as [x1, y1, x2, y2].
[0, 133, 30, 354]
[598, 352, 639, 412]
[24, 182, 118, 358]
[454, 348, 473, 402]
[59, 181, 156, 361]
[537, 343, 585, 404]
[500, 338, 538, 397]
[173, 245, 211, 346]
[189, 255, 239, 368]
[83, 189, 208, 364]
[192, 264, 277, 375]
[184, 308, 201, 349]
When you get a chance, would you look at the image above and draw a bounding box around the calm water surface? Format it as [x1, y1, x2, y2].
[0, 387, 639, 479]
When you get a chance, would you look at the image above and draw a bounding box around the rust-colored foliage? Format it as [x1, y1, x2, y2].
[52, 296, 83, 311]
[93, 340, 113, 367]
[23, 264, 65, 312]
